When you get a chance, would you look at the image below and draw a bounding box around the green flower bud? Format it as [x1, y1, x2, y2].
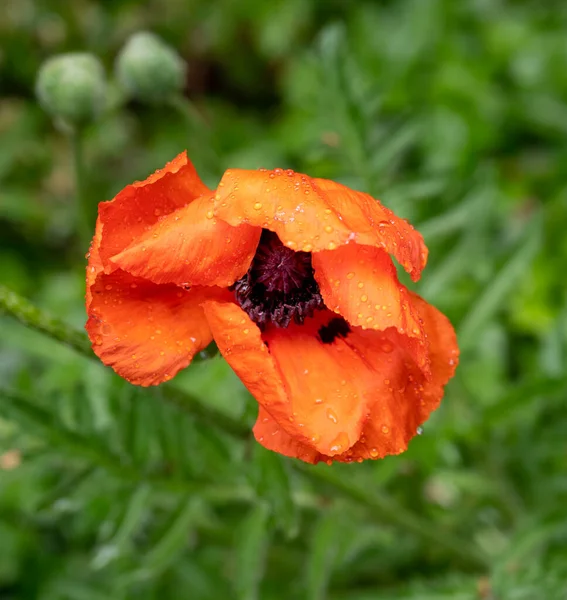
[115, 31, 186, 105]
[36, 53, 107, 129]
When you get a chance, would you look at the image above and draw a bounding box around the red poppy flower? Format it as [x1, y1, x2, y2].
[86, 151, 458, 464]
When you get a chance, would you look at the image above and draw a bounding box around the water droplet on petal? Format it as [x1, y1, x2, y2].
[326, 408, 338, 424]
[328, 432, 350, 454]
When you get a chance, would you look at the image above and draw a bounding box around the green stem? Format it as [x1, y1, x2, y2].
[0, 284, 92, 355]
[0, 285, 489, 570]
[71, 129, 91, 250]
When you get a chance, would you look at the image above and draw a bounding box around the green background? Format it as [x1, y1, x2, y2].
[1, 0, 567, 598]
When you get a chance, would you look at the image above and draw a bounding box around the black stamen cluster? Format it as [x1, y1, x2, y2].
[232, 230, 324, 328]
[318, 317, 351, 344]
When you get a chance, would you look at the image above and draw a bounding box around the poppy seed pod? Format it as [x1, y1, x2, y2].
[115, 31, 186, 105]
[36, 53, 107, 129]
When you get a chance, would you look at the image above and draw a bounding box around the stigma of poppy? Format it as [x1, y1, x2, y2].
[232, 229, 325, 328]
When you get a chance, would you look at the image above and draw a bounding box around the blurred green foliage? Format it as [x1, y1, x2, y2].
[1, 0, 567, 598]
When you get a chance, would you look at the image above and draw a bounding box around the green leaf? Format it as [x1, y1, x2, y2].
[459, 211, 543, 350]
[233, 502, 271, 600]
[143, 497, 202, 573]
[305, 509, 343, 600]
[253, 446, 298, 538]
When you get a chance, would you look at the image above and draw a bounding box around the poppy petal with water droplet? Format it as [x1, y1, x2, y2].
[254, 304, 458, 463]
[110, 195, 261, 287]
[86, 269, 226, 386]
[253, 407, 321, 463]
[97, 151, 210, 270]
[86, 152, 458, 464]
[203, 299, 373, 457]
[213, 168, 427, 280]
[312, 244, 429, 372]
[343, 293, 459, 462]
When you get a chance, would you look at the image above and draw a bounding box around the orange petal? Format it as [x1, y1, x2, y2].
[86, 216, 104, 310]
[201, 300, 292, 427]
[213, 168, 427, 280]
[203, 301, 374, 457]
[312, 244, 428, 371]
[261, 312, 378, 457]
[97, 151, 211, 269]
[335, 295, 459, 463]
[110, 195, 261, 287]
[86, 269, 223, 386]
[408, 291, 459, 420]
[253, 407, 322, 464]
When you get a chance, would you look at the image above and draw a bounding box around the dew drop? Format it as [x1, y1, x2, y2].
[326, 408, 338, 424]
[346, 272, 355, 280]
[381, 425, 390, 434]
[370, 448, 379, 458]
[324, 225, 333, 233]
[329, 432, 350, 454]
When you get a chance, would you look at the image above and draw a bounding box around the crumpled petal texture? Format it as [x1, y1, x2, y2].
[86, 269, 217, 386]
[213, 168, 427, 281]
[86, 152, 458, 464]
[110, 196, 261, 288]
[97, 151, 211, 269]
[204, 297, 458, 464]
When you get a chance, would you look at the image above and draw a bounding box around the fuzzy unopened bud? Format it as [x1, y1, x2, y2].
[115, 32, 186, 105]
[36, 53, 107, 129]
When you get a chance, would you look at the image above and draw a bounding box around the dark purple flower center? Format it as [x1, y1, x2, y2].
[232, 230, 325, 328]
